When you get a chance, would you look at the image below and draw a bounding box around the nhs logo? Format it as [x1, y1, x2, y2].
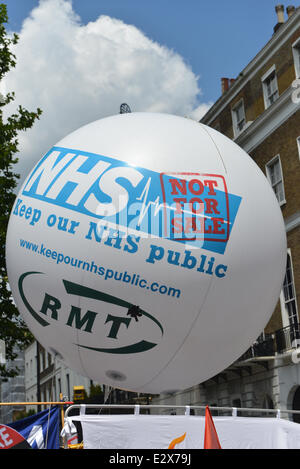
[22, 146, 242, 254]
[22, 146, 152, 219]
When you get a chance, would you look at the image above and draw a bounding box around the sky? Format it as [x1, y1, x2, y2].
[2, 0, 297, 181]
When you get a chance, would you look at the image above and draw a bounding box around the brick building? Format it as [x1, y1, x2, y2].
[152, 5, 300, 418]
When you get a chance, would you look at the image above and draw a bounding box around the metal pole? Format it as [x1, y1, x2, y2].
[0, 401, 73, 406]
[64, 403, 300, 419]
[36, 342, 41, 412]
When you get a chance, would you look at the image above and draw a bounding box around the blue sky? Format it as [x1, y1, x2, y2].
[5, 0, 294, 103]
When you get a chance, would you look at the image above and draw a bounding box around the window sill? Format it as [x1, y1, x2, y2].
[233, 121, 253, 139]
[279, 199, 286, 207]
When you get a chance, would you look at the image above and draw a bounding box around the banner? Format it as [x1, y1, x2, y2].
[0, 424, 31, 449]
[63, 414, 300, 449]
[8, 406, 60, 449]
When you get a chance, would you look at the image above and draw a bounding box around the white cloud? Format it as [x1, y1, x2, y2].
[187, 102, 213, 121]
[4, 0, 210, 182]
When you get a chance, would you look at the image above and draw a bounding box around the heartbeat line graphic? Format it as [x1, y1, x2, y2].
[135, 177, 164, 226]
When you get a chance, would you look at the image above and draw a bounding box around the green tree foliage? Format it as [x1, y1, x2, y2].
[0, 3, 42, 377]
[85, 384, 104, 404]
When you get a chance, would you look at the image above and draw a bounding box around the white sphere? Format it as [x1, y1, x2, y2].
[6, 113, 286, 394]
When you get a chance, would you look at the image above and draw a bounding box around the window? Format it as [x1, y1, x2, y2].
[297, 136, 300, 159]
[232, 99, 246, 136]
[262, 65, 279, 109]
[280, 251, 299, 349]
[282, 252, 298, 328]
[292, 38, 300, 78]
[265, 155, 285, 205]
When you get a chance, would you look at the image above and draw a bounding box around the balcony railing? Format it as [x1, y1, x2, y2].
[238, 323, 300, 362]
[275, 323, 300, 354]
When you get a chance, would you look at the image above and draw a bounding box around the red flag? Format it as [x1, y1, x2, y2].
[204, 406, 222, 449]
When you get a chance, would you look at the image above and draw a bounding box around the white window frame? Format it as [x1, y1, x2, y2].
[261, 65, 279, 109]
[231, 99, 246, 137]
[265, 154, 286, 206]
[280, 250, 299, 339]
[292, 37, 300, 79]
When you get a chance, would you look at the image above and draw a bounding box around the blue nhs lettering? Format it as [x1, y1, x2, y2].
[22, 147, 145, 218]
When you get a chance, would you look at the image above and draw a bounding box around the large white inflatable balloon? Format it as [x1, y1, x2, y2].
[6, 113, 286, 394]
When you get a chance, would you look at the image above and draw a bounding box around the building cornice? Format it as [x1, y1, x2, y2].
[201, 8, 300, 125]
[234, 85, 300, 153]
